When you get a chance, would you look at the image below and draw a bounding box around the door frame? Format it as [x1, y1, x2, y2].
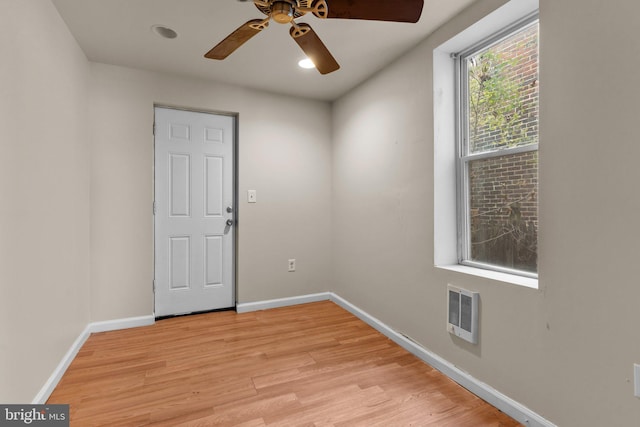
[152, 104, 239, 315]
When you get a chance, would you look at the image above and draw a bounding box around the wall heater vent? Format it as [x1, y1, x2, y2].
[447, 285, 479, 344]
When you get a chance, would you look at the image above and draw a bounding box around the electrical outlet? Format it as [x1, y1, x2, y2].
[634, 364, 640, 398]
[288, 259, 296, 272]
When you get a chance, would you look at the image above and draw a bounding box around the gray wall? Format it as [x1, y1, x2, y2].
[332, 0, 640, 425]
[0, 0, 91, 402]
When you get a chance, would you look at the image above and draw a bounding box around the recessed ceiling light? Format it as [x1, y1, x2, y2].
[298, 58, 316, 69]
[151, 25, 178, 39]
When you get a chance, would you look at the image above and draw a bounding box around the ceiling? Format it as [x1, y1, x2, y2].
[52, 0, 476, 101]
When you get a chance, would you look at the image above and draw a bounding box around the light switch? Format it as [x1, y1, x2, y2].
[247, 190, 257, 203]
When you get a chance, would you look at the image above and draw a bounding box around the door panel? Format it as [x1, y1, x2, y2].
[169, 236, 190, 290]
[205, 235, 223, 286]
[154, 107, 235, 317]
[205, 156, 223, 217]
[170, 154, 191, 217]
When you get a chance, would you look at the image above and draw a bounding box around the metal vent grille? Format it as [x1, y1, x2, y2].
[447, 285, 479, 344]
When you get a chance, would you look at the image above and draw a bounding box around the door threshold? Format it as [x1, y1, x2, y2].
[155, 306, 236, 321]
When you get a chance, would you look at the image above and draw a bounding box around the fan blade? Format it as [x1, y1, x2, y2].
[205, 19, 267, 60]
[290, 24, 340, 75]
[323, 0, 424, 23]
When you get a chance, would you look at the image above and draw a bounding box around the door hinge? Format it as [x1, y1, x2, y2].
[153, 280, 156, 291]
[153, 201, 157, 215]
[153, 122, 156, 136]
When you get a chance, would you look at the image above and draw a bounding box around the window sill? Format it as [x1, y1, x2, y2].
[436, 264, 538, 289]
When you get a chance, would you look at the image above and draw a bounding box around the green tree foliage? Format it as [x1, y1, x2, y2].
[468, 50, 526, 150]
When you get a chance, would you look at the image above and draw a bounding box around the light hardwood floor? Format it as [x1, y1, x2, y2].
[48, 301, 521, 426]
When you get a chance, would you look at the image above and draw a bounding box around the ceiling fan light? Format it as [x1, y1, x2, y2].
[298, 58, 315, 69]
[271, 1, 294, 24]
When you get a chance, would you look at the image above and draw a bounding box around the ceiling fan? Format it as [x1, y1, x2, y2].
[204, 0, 424, 75]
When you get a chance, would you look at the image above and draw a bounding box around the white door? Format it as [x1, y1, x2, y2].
[154, 107, 235, 317]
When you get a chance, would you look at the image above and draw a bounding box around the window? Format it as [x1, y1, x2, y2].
[457, 17, 539, 277]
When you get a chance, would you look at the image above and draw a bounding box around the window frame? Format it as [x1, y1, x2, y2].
[455, 14, 540, 279]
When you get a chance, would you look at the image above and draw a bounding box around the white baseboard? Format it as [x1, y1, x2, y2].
[235, 292, 332, 313]
[32, 325, 91, 404]
[87, 315, 155, 334]
[32, 315, 155, 404]
[239, 292, 554, 427]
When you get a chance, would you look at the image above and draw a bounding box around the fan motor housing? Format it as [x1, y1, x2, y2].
[255, 0, 305, 23]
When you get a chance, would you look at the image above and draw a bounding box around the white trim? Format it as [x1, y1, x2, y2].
[87, 315, 155, 334]
[32, 325, 91, 404]
[235, 292, 332, 313]
[32, 315, 155, 404]
[437, 264, 538, 289]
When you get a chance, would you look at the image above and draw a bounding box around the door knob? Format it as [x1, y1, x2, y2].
[226, 219, 234, 226]
[226, 206, 233, 213]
